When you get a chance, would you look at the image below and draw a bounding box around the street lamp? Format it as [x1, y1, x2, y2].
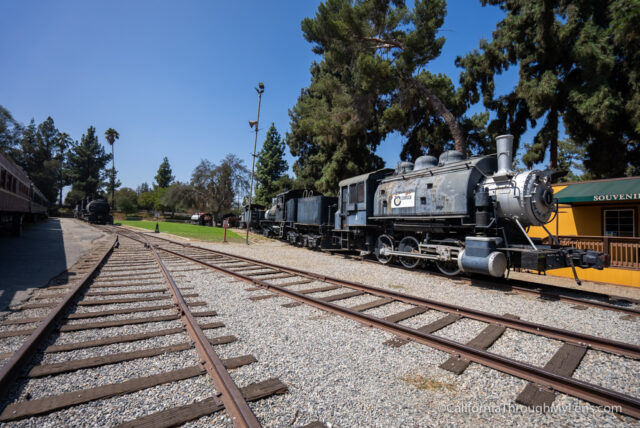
[246, 82, 264, 245]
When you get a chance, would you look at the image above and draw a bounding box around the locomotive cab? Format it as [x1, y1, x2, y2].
[333, 169, 393, 251]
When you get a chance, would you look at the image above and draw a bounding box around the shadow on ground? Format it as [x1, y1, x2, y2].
[0, 218, 66, 312]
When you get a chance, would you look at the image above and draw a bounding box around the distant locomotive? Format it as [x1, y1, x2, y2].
[239, 204, 265, 230]
[261, 135, 607, 283]
[261, 190, 337, 248]
[0, 151, 48, 235]
[75, 196, 113, 225]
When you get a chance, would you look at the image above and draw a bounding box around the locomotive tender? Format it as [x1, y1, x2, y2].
[262, 189, 337, 248]
[263, 135, 607, 282]
[74, 196, 113, 225]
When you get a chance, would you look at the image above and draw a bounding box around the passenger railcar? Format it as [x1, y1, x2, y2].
[0, 151, 48, 235]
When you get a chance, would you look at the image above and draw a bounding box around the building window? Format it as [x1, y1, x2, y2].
[603, 209, 635, 237]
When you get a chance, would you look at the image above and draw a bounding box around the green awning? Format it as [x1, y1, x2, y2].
[554, 177, 640, 203]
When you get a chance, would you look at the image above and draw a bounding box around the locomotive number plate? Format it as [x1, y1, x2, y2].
[392, 192, 415, 208]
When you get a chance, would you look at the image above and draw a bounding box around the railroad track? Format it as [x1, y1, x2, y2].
[328, 251, 640, 316]
[0, 233, 287, 426]
[110, 226, 640, 419]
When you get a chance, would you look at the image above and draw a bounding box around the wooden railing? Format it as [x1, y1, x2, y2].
[545, 235, 640, 270]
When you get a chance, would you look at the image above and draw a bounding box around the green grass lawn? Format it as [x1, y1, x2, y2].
[118, 220, 244, 243]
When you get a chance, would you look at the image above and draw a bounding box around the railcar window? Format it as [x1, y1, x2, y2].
[356, 182, 364, 203]
[0, 169, 5, 188]
[604, 209, 635, 237]
[349, 184, 357, 203]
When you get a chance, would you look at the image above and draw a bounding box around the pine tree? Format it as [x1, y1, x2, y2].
[65, 126, 111, 199]
[289, 0, 490, 194]
[457, 0, 640, 177]
[154, 157, 174, 188]
[0, 105, 23, 154]
[556, 139, 592, 182]
[16, 117, 60, 204]
[255, 124, 288, 206]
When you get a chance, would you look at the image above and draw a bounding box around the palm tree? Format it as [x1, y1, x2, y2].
[56, 132, 72, 207]
[104, 128, 120, 209]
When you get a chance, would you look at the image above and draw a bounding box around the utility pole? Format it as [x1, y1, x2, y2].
[247, 82, 264, 245]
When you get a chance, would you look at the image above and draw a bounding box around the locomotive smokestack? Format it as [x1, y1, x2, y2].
[496, 134, 514, 175]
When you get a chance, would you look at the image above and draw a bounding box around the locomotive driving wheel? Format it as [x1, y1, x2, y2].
[398, 236, 421, 269]
[436, 260, 460, 276]
[435, 238, 462, 276]
[375, 234, 394, 265]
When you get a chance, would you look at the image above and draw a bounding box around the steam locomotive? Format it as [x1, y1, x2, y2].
[260, 135, 607, 283]
[74, 196, 113, 225]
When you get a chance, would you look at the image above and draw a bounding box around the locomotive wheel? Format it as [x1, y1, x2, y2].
[435, 238, 462, 276]
[436, 260, 460, 276]
[398, 236, 421, 269]
[375, 234, 394, 265]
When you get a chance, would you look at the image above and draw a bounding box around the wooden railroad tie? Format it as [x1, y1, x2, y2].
[515, 343, 587, 410]
[439, 314, 520, 375]
[384, 312, 459, 348]
[115, 378, 288, 428]
[0, 355, 262, 422]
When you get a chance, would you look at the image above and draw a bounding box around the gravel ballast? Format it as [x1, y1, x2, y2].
[150, 233, 638, 427]
[2, 230, 637, 426]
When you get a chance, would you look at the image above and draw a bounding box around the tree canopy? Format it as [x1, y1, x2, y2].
[0, 105, 22, 153]
[457, 0, 640, 176]
[190, 154, 249, 218]
[12, 117, 61, 204]
[288, 0, 491, 194]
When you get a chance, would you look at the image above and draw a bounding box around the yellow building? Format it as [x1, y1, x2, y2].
[529, 176, 640, 287]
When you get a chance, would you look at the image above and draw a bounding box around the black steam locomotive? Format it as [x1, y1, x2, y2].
[74, 196, 113, 225]
[260, 135, 607, 283]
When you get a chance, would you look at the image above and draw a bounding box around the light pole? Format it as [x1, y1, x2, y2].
[111, 143, 115, 210]
[246, 82, 264, 245]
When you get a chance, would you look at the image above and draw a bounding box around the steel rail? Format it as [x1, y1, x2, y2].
[140, 231, 640, 315]
[0, 235, 118, 404]
[147, 243, 640, 418]
[145, 239, 640, 360]
[142, 236, 261, 428]
[348, 252, 640, 313]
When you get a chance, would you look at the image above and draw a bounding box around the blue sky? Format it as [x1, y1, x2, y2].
[0, 1, 517, 193]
